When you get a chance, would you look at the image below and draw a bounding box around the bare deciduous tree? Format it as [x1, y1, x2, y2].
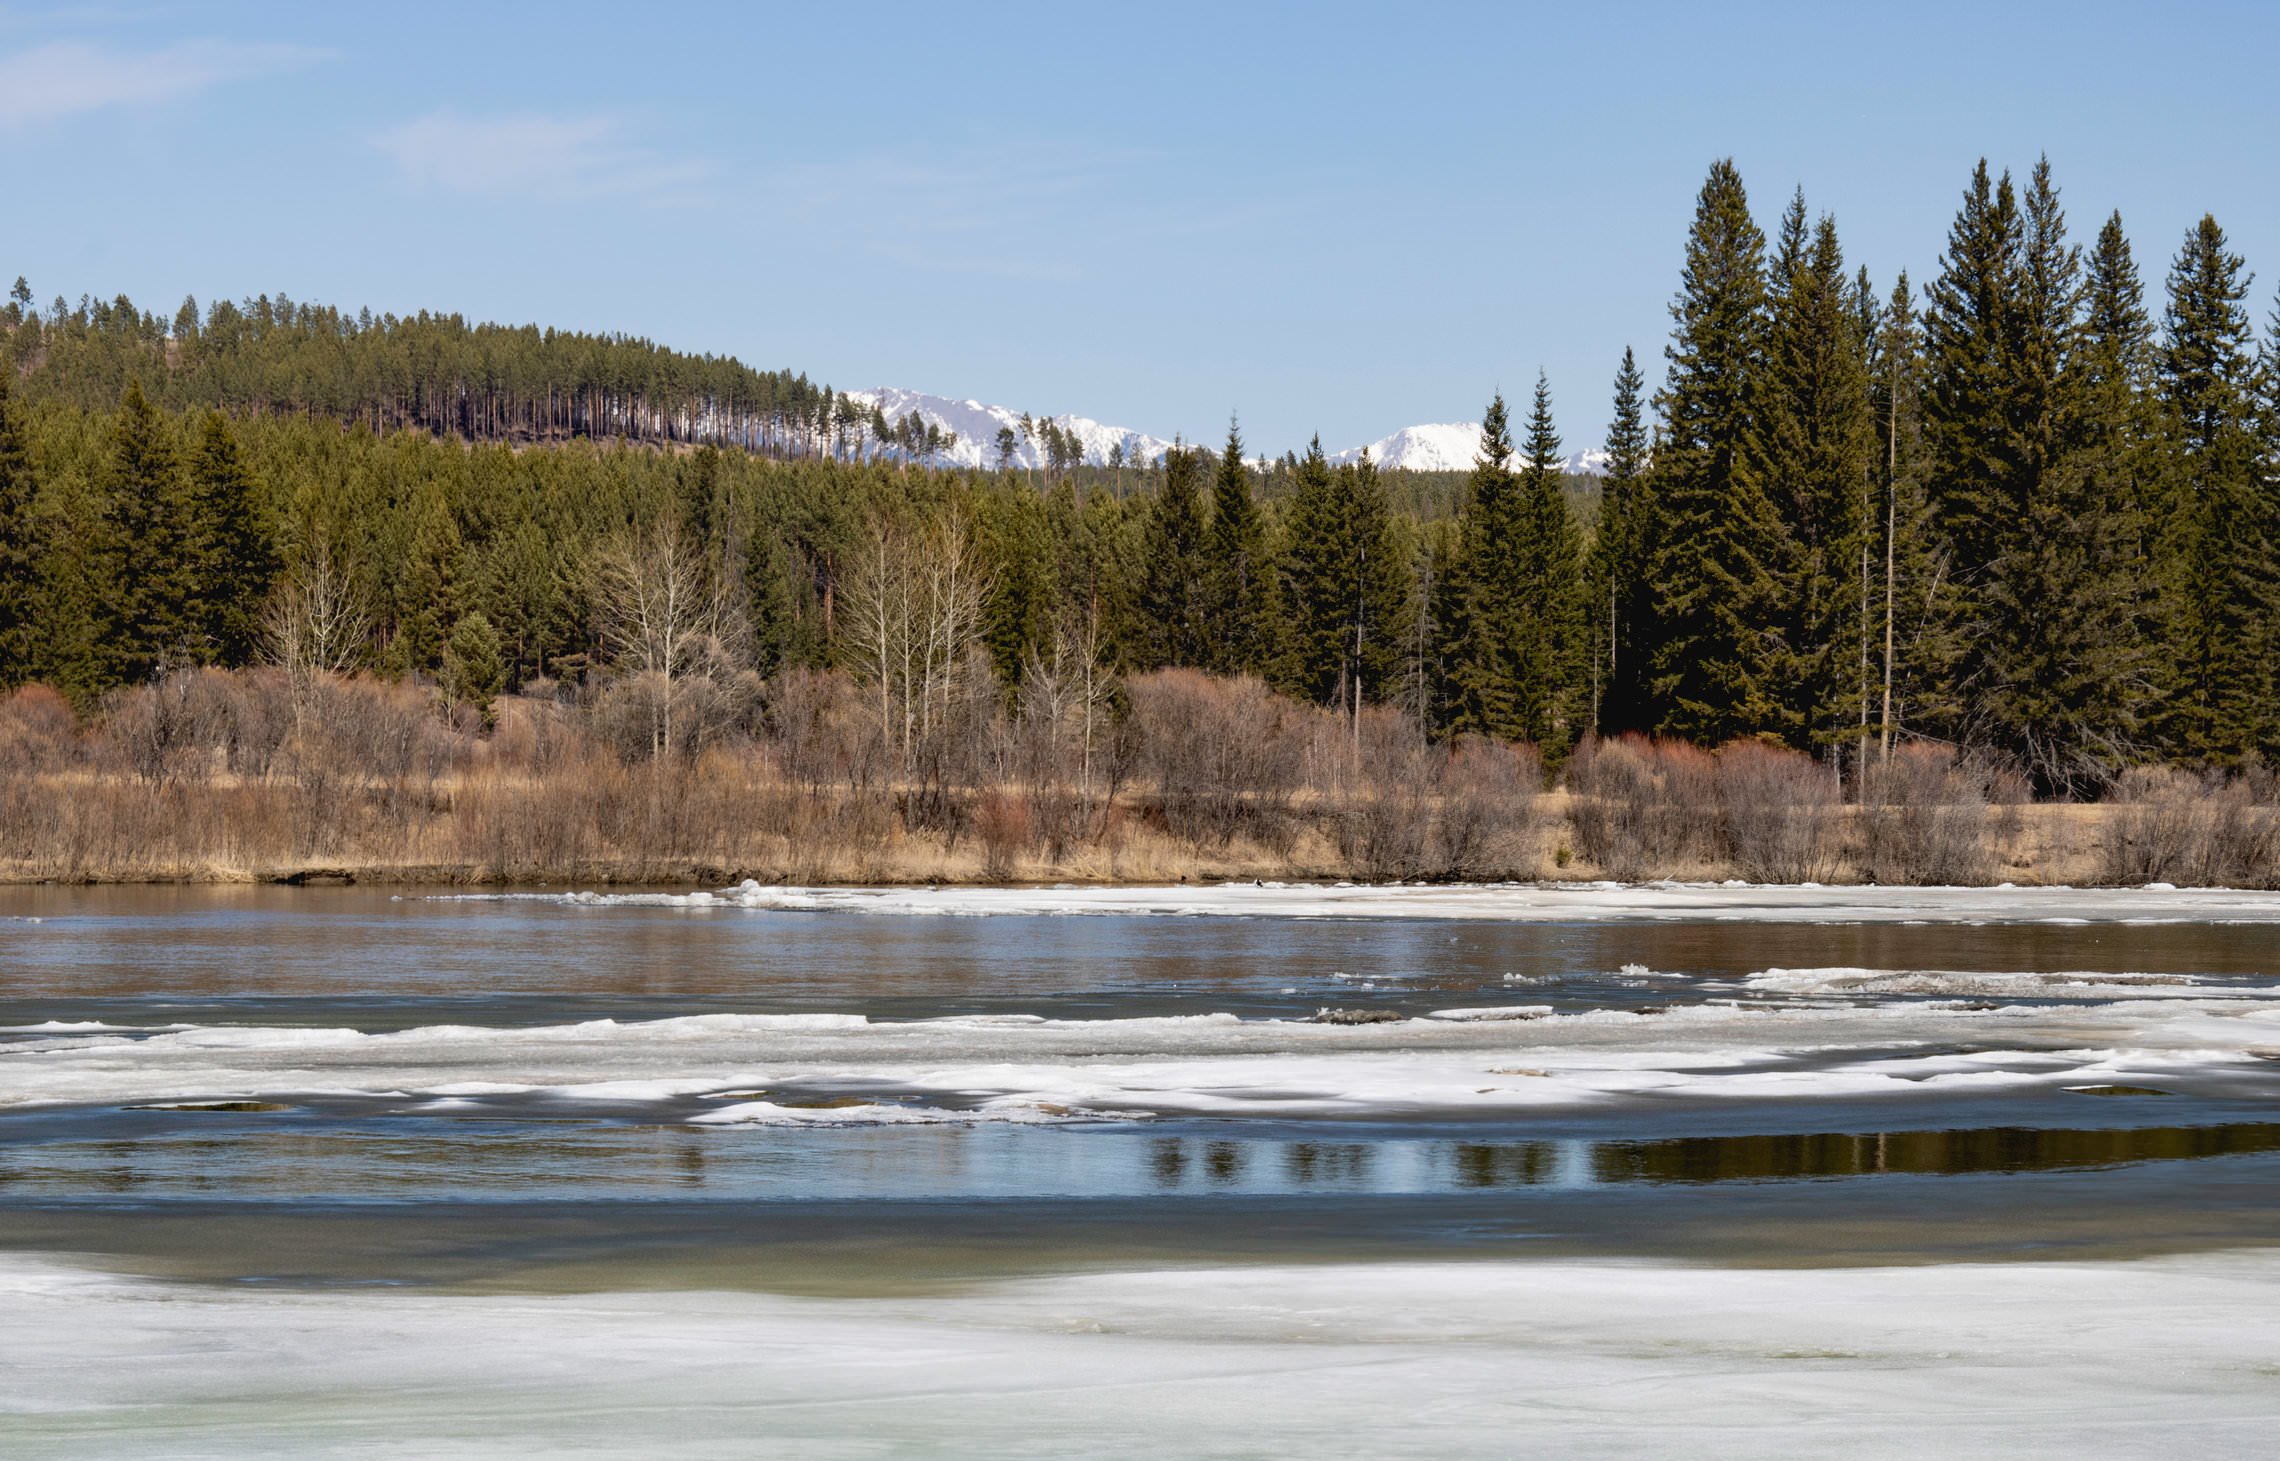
[840, 512, 995, 770]
[591, 521, 739, 761]
[262, 538, 371, 683]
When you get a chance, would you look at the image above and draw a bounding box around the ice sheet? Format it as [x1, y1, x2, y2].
[5, 1250, 2279, 1458]
[6, 988, 2276, 1119]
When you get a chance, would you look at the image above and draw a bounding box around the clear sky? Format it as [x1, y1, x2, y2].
[3, 1, 2276, 455]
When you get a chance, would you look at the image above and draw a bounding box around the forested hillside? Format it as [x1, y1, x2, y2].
[1, 152, 2276, 806]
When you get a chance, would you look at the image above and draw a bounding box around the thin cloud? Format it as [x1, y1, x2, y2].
[0, 37, 328, 125]
[374, 110, 713, 204]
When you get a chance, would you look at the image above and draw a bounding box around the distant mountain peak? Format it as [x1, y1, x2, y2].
[1330, 421, 1608, 476]
[845, 388, 1178, 471]
[845, 386, 1607, 476]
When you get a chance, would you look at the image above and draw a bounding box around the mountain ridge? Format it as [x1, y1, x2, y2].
[849, 387, 1609, 476]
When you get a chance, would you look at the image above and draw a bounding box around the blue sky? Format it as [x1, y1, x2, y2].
[3, 1, 2276, 454]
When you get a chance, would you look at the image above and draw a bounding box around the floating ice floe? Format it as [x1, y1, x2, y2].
[443, 879, 2280, 925]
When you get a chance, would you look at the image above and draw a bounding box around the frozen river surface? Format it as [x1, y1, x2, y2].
[4, 881, 2279, 1456]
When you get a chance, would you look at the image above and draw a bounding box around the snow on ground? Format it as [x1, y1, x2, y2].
[448, 879, 2280, 924]
[4, 1249, 2279, 1458]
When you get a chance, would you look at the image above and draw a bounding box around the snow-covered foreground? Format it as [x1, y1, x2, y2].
[8, 972, 2280, 1119]
[457, 879, 2280, 924]
[5, 1249, 2277, 1458]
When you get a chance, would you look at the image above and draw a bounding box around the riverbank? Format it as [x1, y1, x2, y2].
[0, 786, 2254, 888]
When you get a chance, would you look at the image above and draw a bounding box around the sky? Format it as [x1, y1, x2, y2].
[3, 1, 2277, 456]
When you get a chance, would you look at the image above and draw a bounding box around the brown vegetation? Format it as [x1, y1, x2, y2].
[0, 671, 2274, 888]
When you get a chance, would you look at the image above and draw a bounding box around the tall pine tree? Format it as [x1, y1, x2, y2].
[2156, 213, 2274, 762]
[1868, 271, 1962, 747]
[185, 411, 280, 665]
[1922, 158, 2142, 789]
[1511, 373, 1589, 754]
[1279, 437, 1408, 721]
[1443, 393, 1517, 737]
[1590, 347, 1653, 735]
[1135, 441, 1212, 668]
[99, 379, 199, 686]
[1203, 418, 1273, 675]
[1761, 204, 1873, 756]
[1646, 158, 1786, 742]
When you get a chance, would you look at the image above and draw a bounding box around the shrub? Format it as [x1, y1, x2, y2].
[1860, 742, 1998, 885]
[1716, 740, 1841, 883]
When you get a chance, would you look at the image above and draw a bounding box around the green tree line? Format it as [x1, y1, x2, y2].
[3, 153, 2277, 791]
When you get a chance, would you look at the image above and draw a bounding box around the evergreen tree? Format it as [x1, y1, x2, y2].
[1646, 158, 1785, 741]
[1279, 437, 1407, 718]
[1868, 272, 1962, 746]
[1441, 392, 1517, 737]
[2157, 213, 2274, 762]
[185, 411, 280, 665]
[1923, 158, 2141, 789]
[1447, 378, 1588, 751]
[1590, 347, 1653, 735]
[0, 373, 35, 686]
[98, 379, 198, 685]
[442, 611, 506, 724]
[983, 485, 1055, 686]
[392, 479, 463, 674]
[1760, 207, 1874, 755]
[1134, 441, 1211, 668]
[1920, 161, 2026, 617]
[1511, 373, 1589, 753]
[1203, 418, 1273, 675]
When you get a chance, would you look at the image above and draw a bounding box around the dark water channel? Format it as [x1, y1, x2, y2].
[3, 885, 2278, 1290]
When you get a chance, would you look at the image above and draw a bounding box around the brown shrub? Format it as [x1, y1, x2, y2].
[1716, 740, 1841, 883]
[1860, 743, 1997, 885]
[1127, 670, 1304, 851]
[1565, 735, 1723, 879]
[2102, 767, 2280, 888]
[973, 788, 1033, 881]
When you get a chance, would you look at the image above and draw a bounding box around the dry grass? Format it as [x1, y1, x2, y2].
[0, 674, 2271, 888]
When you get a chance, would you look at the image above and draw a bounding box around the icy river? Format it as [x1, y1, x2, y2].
[4, 881, 2280, 1457]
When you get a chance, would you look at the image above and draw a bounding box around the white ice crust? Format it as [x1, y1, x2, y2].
[6, 978, 2276, 1119]
[448, 878, 2280, 923]
[5, 1249, 2280, 1457]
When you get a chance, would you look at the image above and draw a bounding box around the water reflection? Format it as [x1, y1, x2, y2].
[1587, 1122, 2280, 1184]
[7, 1119, 2279, 1204]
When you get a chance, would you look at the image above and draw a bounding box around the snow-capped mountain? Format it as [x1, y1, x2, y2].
[844, 388, 1180, 471]
[1330, 421, 1609, 476]
[842, 387, 1608, 476]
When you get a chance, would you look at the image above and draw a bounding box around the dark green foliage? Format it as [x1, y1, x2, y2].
[1590, 347, 1653, 735]
[1646, 159, 1787, 742]
[983, 485, 1055, 685]
[1135, 442, 1212, 668]
[1921, 159, 2146, 791]
[1439, 392, 1514, 737]
[391, 479, 463, 675]
[1868, 272, 1964, 742]
[1279, 437, 1409, 713]
[1, 182, 2277, 788]
[0, 374, 34, 685]
[1, 290, 841, 457]
[443, 611, 506, 723]
[98, 380, 200, 685]
[1203, 419, 1274, 675]
[2157, 214, 2275, 763]
[1761, 205, 1874, 752]
[1446, 379, 1587, 753]
[1511, 375, 1590, 753]
[185, 411, 279, 665]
